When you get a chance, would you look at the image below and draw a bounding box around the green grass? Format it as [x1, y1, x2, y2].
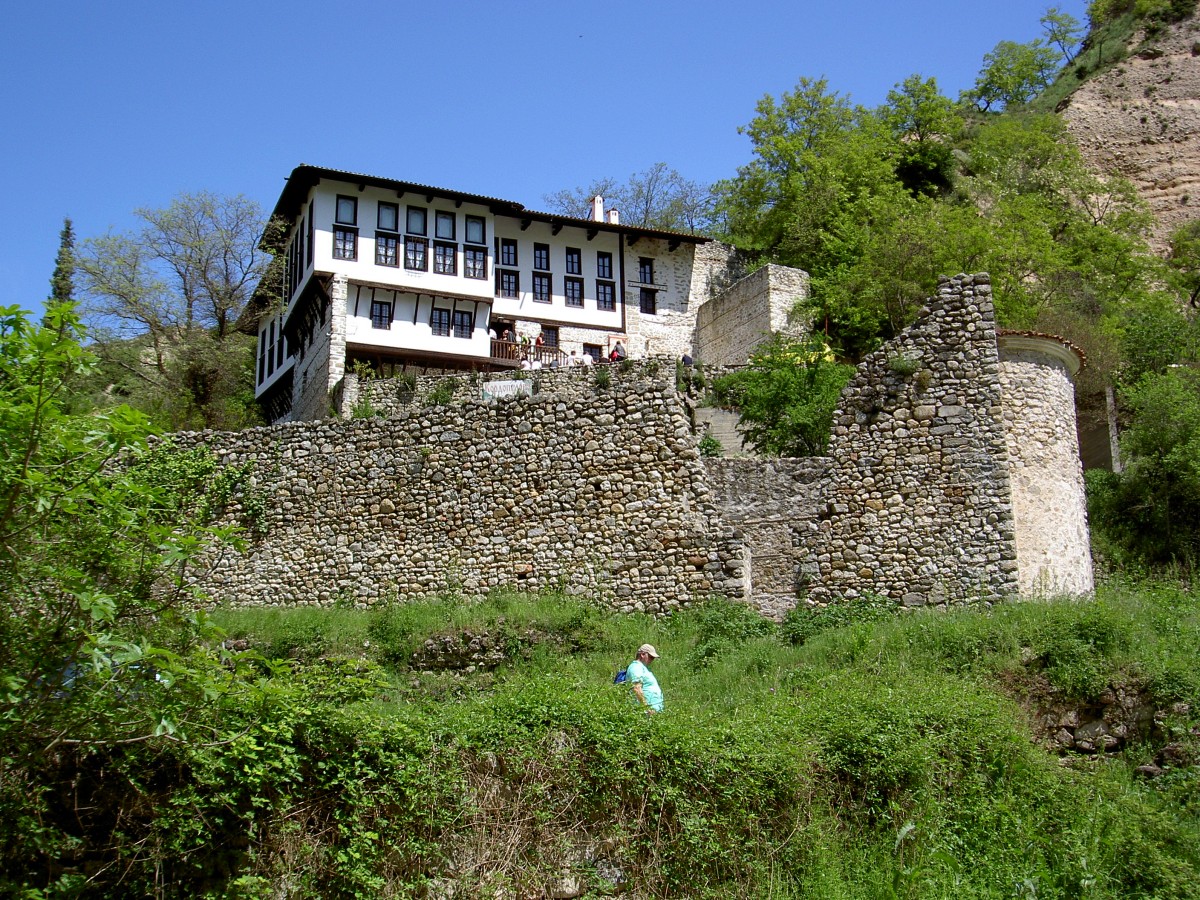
[25, 584, 1200, 898]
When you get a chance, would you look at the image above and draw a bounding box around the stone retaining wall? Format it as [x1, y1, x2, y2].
[178, 376, 747, 614]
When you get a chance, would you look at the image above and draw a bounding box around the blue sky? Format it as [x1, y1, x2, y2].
[3, 0, 1087, 310]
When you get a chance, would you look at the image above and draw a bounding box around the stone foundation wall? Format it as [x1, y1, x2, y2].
[177, 376, 747, 614]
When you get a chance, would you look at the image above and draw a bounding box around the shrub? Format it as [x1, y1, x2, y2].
[782, 593, 899, 646]
[698, 432, 722, 457]
[593, 366, 612, 390]
[428, 377, 460, 406]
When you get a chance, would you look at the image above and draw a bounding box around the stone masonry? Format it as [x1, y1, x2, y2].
[807, 274, 1021, 607]
[181, 274, 1090, 615]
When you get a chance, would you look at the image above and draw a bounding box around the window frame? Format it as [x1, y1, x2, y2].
[533, 243, 550, 271]
[497, 269, 520, 298]
[430, 307, 451, 336]
[435, 211, 456, 240]
[597, 251, 613, 279]
[564, 276, 584, 307]
[465, 215, 486, 245]
[378, 201, 399, 232]
[532, 272, 551, 303]
[405, 235, 429, 271]
[433, 241, 457, 275]
[638, 257, 654, 284]
[452, 308, 473, 339]
[639, 287, 657, 315]
[370, 299, 393, 329]
[333, 226, 357, 261]
[406, 206, 428, 236]
[335, 195, 358, 226]
[464, 245, 487, 280]
[500, 238, 518, 267]
[375, 233, 399, 267]
[596, 280, 616, 311]
[565, 247, 582, 275]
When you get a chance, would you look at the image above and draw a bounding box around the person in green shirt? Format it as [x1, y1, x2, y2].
[627, 643, 663, 713]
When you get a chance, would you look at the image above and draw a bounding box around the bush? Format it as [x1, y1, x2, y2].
[782, 593, 899, 646]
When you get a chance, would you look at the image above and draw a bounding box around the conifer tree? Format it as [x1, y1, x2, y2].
[49, 217, 75, 304]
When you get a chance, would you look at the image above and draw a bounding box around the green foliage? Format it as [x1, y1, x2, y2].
[711, 334, 854, 456]
[675, 597, 778, 666]
[592, 364, 612, 390]
[966, 39, 1062, 111]
[697, 432, 722, 457]
[394, 370, 417, 404]
[1089, 367, 1200, 569]
[782, 594, 899, 646]
[427, 376, 459, 406]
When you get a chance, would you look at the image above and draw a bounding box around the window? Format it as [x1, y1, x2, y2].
[405, 236, 428, 271]
[541, 325, 558, 347]
[565, 247, 581, 275]
[452, 309, 473, 339]
[597, 251, 612, 279]
[639, 287, 657, 315]
[465, 215, 486, 244]
[371, 300, 392, 329]
[533, 243, 550, 270]
[465, 246, 487, 279]
[597, 281, 615, 311]
[638, 257, 654, 283]
[333, 226, 357, 260]
[532, 272, 551, 303]
[376, 234, 398, 267]
[406, 206, 427, 235]
[306, 200, 314, 268]
[336, 195, 357, 225]
[497, 270, 519, 298]
[430, 307, 450, 336]
[583, 343, 602, 362]
[435, 211, 456, 240]
[500, 238, 518, 267]
[434, 241, 457, 275]
[564, 276, 584, 307]
[378, 202, 399, 232]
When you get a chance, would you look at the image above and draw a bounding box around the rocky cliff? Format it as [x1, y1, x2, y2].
[1061, 8, 1200, 250]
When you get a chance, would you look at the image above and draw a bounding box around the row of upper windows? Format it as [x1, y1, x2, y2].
[329, 195, 656, 280]
[368, 299, 474, 339]
[335, 195, 488, 245]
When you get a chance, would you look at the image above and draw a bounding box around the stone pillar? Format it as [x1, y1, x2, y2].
[998, 333, 1093, 598]
[328, 274, 349, 395]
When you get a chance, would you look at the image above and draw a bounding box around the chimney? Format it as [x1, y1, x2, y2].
[590, 195, 605, 222]
[606, 207, 620, 225]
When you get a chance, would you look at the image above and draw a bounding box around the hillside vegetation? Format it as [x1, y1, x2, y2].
[4, 586, 1197, 898]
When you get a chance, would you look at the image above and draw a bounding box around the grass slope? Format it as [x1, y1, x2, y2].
[6, 582, 1199, 898]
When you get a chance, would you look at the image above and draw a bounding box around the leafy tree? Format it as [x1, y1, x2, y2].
[1167, 218, 1200, 306]
[1088, 366, 1200, 568]
[966, 40, 1061, 111]
[710, 334, 854, 456]
[76, 192, 268, 430]
[544, 163, 714, 232]
[0, 302, 255, 755]
[1041, 6, 1085, 63]
[49, 217, 75, 304]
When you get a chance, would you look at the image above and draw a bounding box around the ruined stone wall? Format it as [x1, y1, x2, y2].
[177, 375, 747, 614]
[807, 274, 1020, 607]
[703, 458, 832, 619]
[695, 264, 811, 366]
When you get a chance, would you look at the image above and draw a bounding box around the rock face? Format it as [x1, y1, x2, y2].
[1061, 12, 1200, 249]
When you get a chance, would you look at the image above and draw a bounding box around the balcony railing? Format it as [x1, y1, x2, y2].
[490, 339, 568, 368]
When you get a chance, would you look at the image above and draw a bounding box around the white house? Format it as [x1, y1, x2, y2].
[248, 165, 808, 422]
